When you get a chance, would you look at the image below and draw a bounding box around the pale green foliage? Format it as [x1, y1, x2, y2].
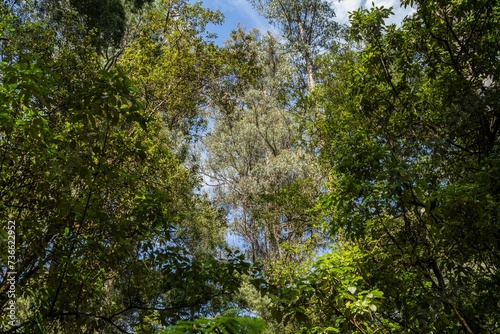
[205, 30, 324, 267]
[250, 0, 340, 52]
[249, 0, 342, 91]
[235, 279, 273, 318]
[206, 88, 322, 262]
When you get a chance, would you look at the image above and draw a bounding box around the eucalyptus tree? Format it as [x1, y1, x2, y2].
[205, 29, 324, 274]
[249, 0, 341, 92]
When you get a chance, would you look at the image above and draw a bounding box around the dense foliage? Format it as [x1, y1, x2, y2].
[0, 1, 248, 332]
[1, 0, 499, 333]
[270, 1, 500, 333]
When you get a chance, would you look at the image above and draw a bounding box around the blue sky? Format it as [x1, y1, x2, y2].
[198, 0, 275, 44]
[197, 0, 414, 45]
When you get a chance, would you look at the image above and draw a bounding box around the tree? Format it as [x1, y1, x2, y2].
[249, 0, 341, 92]
[0, 2, 248, 332]
[35, 0, 155, 51]
[5, 0, 500, 332]
[162, 311, 266, 334]
[262, 242, 388, 333]
[118, 0, 224, 148]
[205, 29, 324, 270]
[311, 1, 500, 332]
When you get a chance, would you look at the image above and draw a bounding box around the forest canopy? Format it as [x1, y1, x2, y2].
[1, 0, 499, 333]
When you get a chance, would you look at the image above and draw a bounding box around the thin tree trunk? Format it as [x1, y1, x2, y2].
[298, 21, 316, 91]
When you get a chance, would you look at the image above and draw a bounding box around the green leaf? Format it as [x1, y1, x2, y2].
[324, 326, 340, 332]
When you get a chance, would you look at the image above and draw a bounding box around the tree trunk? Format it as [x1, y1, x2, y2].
[298, 21, 316, 91]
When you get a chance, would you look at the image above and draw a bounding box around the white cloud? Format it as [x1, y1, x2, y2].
[332, 0, 363, 24]
[331, 0, 414, 27]
[368, 0, 416, 26]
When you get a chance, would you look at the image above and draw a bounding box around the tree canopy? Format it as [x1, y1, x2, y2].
[1, 0, 500, 333]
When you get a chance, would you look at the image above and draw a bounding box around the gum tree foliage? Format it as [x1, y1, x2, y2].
[0, 2, 249, 332]
[205, 28, 324, 274]
[249, 0, 341, 92]
[280, 0, 500, 333]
